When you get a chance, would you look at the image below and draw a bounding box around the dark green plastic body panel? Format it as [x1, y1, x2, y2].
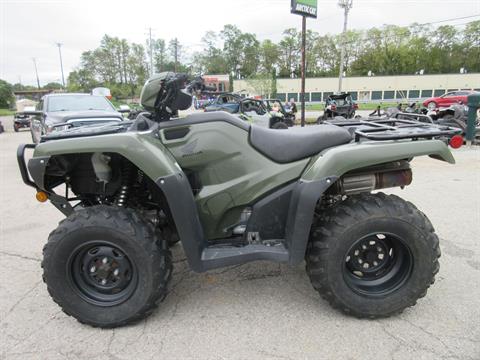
[302, 139, 455, 181]
[159, 122, 309, 239]
[33, 131, 180, 181]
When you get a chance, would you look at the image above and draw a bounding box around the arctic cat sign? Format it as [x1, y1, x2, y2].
[291, 0, 317, 18]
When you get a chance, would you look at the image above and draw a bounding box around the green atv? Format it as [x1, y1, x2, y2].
[18, 72, 462, 328]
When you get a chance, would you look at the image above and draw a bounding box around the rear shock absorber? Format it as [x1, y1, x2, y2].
[116, 161, 134, 207]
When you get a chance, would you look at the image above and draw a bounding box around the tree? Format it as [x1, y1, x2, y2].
[278, 29, 300, 77]
[152, 39, 168, 73]
[67, 35, 148, 98]
[260, 40, 280, 74]
[245, 72, 274, 97]
[0, 79, 14, 108]
[43, 82, 63, 90]
[193, 31, 228, 74]
[221, 25, 260, 78]
[168, 38, 183, 71]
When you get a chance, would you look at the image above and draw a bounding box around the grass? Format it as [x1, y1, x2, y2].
[0, 109, 15, 116]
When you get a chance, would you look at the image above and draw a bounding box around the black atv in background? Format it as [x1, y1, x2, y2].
[14, 110, 32, 132]
[318, 93, 358, 122]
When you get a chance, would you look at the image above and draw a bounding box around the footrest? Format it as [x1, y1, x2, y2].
[201, 243, 288, 270]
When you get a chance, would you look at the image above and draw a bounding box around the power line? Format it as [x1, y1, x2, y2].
[417, 14, 480, 26]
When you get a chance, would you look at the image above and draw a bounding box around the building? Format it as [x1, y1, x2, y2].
[13, 89, 57, 101]
[203, 74, 230, 93]
[233, 73, 480, 102]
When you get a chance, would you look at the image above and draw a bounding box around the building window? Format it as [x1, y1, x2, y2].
[409, 90, 420, 98]
[396, 90, 407, 99]
[359, 91, 370, 101]
[421, 90, 433, 98]
[383, 91, 395, 100]
[372, 91, 382, 100]
[300, 93, 310, 102]
[276, 93, 286, 101]
[323, 92, 333, 101]
[311, 92, 322, 101]
[287, 93, 298, 102]
[474, 89, 480, 92]
[349, 91, 358, 100]
[434, 89, 445, 97]
[447, 89, 458, 92]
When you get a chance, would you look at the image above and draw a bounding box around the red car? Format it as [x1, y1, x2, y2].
[423, 90, 478, 110]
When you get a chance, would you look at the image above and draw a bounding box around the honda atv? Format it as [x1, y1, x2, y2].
[18, 72, 463, 328]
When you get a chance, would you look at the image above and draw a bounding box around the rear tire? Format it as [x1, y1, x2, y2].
[306, 193, 440, 318]
[14, 123, 19, 132]
[42, 206, 172, 328]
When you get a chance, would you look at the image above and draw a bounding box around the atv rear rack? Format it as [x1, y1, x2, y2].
[325, 118, 462, 142]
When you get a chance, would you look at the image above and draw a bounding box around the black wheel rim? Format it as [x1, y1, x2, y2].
[68, 241, 138, 306]
[343, 233, 413, 296]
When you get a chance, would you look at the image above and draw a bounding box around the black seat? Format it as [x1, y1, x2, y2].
[250, 124, 352, 163]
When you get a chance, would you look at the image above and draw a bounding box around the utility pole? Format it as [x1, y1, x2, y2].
[56, 43, 65, 87]
[338, 0, 353, 93]
[148, 28, 154, 76]
[32, 57, 40, 89]
[290, 0, 318, 127]
[300, 16, 306, 127]
[173, 38, 178, 73]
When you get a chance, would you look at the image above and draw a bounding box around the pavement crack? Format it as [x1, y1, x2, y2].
[1, 280, 42, 323]
[0, 250, 41, 262]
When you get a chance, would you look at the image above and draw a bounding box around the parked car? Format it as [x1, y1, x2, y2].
[423, 90, 478, 110]
[204, 93, 242, 113]
[24, 93, 127, 143]
[319, 93, 358, 122]
[14, 105, 35, 132]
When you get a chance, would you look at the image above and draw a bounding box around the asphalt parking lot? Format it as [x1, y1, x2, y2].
[1, 115, 479, 360]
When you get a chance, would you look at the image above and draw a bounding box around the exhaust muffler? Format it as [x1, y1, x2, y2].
[336, 169, 412, 195]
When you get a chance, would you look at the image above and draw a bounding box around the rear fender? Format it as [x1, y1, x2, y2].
[283, 139, 455, 265]
[301, 139, 455, 181]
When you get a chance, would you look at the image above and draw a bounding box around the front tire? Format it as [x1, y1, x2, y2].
[42, 206, 172, 328]
[306, 193, 440, 318]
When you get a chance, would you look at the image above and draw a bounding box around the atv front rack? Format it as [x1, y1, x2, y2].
[325, 119, 462, 142]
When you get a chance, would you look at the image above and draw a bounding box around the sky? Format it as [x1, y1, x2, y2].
[1, 0, 479, 86]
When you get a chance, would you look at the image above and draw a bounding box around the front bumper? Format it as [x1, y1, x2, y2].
[17, 143, 38, 189]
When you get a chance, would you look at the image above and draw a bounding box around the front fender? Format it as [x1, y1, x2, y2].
[31, 131, 179, 183]
[301, 139, 455, 181]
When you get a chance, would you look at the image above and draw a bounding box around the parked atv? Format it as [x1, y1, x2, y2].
[318, 93, 358, 122]
[14, 107, 33, 132]
[18, 72, 462, 328]
[397, 104, 480, 136]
